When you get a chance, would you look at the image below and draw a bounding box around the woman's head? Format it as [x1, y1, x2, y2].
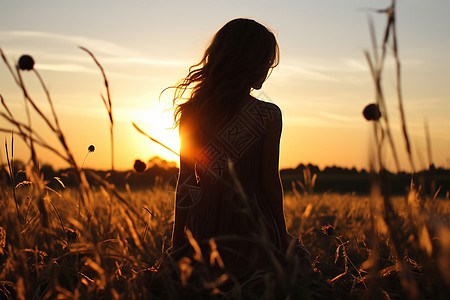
[203, 18, 279, 91]
[173, 18, 279, 131]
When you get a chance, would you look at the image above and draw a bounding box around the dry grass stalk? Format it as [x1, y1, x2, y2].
[79, 47, 114, 172]
[4, 135, 21, 224]
[79, 47, 116, 235]
[0, 47, 94, 222]
[364, 1, 450, 299]
[133, 122, 180, 157]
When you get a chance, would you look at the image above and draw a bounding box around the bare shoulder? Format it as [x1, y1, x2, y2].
[250, 97, 282, 129]
[252, 97, 281, 118]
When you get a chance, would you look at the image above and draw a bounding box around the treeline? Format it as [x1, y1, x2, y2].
[1, 158, 449, 196]
[281, 163, 450, 196]
[0, 157, 179, 192]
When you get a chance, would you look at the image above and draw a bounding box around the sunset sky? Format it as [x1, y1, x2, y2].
[1, 0, 449, 172]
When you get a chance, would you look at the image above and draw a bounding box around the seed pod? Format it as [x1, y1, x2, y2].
[88, 145, 95, 153]
[18, 55, 35, 71]
[362, 103, 381, 121]
[134, 159, 146, 173]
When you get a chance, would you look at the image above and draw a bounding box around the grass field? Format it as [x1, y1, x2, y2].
[0, 182, 449, 299]
[1, 1, 449, 298]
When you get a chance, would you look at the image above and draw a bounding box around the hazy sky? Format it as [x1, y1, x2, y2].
[1, 0, 449, 171]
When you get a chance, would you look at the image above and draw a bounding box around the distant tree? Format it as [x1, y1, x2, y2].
[349, 167, 358, 174]
[12, 160, 26, 173]
[306, 163, 320, 174]
[147, 156, 177, 170]
[41, 164, 56, 180]
[295, 163, 306, 172]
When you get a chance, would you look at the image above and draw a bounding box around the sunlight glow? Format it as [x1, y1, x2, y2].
[132, 109, 180, 165]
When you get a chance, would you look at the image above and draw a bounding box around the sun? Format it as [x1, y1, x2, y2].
[151, 125, 181, 161]
[132, 109, 181, 165]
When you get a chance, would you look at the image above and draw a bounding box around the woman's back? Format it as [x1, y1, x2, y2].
[185, 97, 281, 232]
[172, 97, 286, 277]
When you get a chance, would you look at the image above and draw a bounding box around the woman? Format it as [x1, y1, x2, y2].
[167, 18, 310, 283]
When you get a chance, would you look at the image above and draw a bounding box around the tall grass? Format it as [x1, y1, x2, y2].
[362, 1, 449, 299]
[0, 0, 449, 298]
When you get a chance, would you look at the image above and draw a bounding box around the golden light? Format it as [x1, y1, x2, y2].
[132, 109, 180, 165]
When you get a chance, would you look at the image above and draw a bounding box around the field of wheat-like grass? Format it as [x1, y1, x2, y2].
[0, 183, 449, 299]
[1, 1, 449, 298]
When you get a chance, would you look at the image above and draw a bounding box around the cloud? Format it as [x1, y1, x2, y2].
[0, 30, 136, 57]
[277, 63, 338, 82]
[275, 57, 374, 83]
[317, 111, 358, 123]
[284, 111, 362, 128]
[342, 58, 369, 72]
[0, 30, 189, 70]
[37, 63, 97, 73]
[284, 115, 336, 127]
[100, 57, 187, 67]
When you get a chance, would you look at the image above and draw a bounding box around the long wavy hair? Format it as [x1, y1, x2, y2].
[171, 18, 279, 140]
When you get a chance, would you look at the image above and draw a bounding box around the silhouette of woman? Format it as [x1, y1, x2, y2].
[161, 18, 310, 286]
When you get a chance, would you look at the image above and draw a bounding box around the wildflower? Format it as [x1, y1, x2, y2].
[321, 224, 335, 236]
[82, 145, 95, 168]
[18, 55, 35, 71]
[134, 159, 146, 173]
[362, 103, 381, 121]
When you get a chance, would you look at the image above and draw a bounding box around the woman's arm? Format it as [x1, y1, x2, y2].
[171, 120, 196, 250]
[261, 105, 289, 241]
[172, 169, 193, 250]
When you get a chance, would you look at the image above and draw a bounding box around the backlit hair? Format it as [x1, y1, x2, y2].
[172, 18, 279, 137]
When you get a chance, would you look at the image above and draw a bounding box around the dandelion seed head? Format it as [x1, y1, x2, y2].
[88, 145, 95, 153]
[18, 55, 35, 71]
[363, 103, 381, 121]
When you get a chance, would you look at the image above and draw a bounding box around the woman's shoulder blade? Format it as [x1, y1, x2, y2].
[251, 96, 281, 112]
[244, 97, 281, 125]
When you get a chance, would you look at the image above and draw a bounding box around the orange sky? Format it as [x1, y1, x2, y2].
[1, 0, 449, 172]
